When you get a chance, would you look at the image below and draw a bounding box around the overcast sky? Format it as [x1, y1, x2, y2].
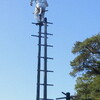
[0, 0, 100, 100]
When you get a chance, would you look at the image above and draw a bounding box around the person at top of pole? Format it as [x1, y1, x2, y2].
[30, 0, 48, 22]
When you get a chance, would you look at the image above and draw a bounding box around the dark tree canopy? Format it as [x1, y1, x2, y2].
[75, 74, 100, 100]
[70, 34, 100, 77]
[69, 34, 100, 100]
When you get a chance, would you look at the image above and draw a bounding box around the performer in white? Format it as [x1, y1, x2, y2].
[30, 0, 48, 22]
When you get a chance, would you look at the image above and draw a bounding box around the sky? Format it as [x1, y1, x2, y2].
[0, 0, 100, 100]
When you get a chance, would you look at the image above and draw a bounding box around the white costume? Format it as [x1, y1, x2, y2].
[31, 0, 48, 22]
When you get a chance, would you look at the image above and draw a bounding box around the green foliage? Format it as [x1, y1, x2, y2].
[75, 75, 100, 100]
[90, 75, 100, 99]
[70, 34, 100, 77]
[70, 34, 100, 100]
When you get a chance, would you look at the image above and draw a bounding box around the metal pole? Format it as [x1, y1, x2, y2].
[66, 93, 70, 100]
[44, 17, 48, 100]
[36, 21, 42, 100]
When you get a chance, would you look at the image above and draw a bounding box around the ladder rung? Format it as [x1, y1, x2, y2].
[31, 35, 45, 38]
[47, 84, 54, 86]
[39, 44, 53, 47]
[40, 70, 54, 72]
[41, 32, 53, 35]
[47, 99, 54, 100]
[56, 97, 66, 100]
[40, 84, 54, 86]
[40, 56, 53, 60]
[47, 22, 53, 24]
[32, 22, 43, 26]
[40, 98, 54, 100]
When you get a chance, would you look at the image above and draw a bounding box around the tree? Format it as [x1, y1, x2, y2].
[75, 74, 92, 100]
[75, 75, 100, 100]
[89, 75, 100, 99]
[70, 34, 100, 77]
[69, 34, 100, 100]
